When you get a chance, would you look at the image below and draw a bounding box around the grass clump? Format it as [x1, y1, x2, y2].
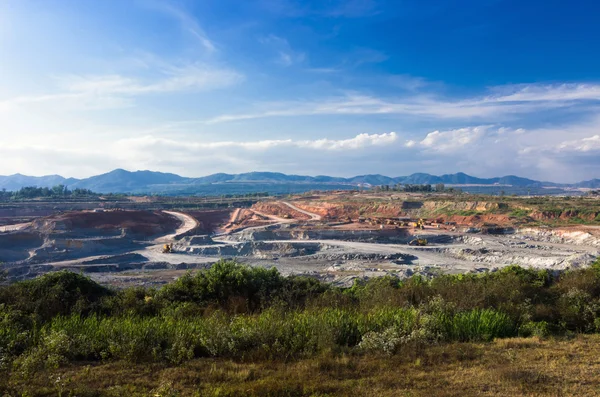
[509, 208, 530, 218]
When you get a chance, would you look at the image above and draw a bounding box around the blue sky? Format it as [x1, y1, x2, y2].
[1, 0, 599, 182]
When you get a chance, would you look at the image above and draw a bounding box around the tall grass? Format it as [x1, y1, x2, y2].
[16, 305, 514, 372]
[447, 309, 515, 342]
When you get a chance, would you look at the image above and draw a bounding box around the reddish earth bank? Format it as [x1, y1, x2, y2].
[251, 202, 312, 220]
[30, 210, 180, 237]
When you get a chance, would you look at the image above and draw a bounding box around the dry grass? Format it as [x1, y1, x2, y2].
[4, 335, 600, 396]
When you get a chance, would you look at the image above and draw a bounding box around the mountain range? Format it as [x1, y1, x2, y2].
[0, 169, 598, 194]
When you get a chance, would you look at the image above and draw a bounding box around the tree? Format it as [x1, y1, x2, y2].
[52, 184, 66, 196]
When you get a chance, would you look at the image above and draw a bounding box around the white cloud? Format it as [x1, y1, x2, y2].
[1, 121, 599, 183]
[0, 62, 243, 112]
[486, 83, 600, 103]
[115, 132, 397, 152]
[206, 83, 600, 124]
[59, 63, 243, 95]
[556, 135, 600, 152]
[145, 2, 216, 52]
[419, 126, 491, 152]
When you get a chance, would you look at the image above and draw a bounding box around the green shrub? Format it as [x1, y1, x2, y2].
[446, 309, 516, 342]
[556, 288, 600, 332]
[0, 305, 33, 370]
[0, 271, 112, 322]
[509, 209, 530, 218]
[519, 321, 550, 338]
[159, 261, 284, 312]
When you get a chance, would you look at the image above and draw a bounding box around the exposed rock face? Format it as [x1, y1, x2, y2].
[421, 201, 504, 212]
[185, 242, 327, 258]
[30, 210, 179, 238]
[228, 227, 412, 242]
[289, 200, 507, 220]
[186, 235, 216, 245]
[0, 231, 44, 262]
[530, 210, 600, 222]
[516, 228, 600, 247]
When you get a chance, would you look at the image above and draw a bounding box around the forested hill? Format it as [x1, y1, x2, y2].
[0, 169, 598, 194]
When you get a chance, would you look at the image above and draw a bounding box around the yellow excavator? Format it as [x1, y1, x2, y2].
[162, 243, 173, 253]
[409, 238, 428, 246]
[416, 218, 425, 230]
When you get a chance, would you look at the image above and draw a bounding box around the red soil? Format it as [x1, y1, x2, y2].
[252, 202, 312, 220]
[530, 210, 600, 222]
[289, 202, 406, 220]
[31, 210, 180, 237]
[184, 210, 236, 234]
[436, 214, 514, 227]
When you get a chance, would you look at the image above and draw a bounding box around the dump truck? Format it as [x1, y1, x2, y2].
[162, 243, 173, 253]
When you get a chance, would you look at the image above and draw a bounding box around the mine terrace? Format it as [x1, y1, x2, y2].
[1, 191, 600, 287]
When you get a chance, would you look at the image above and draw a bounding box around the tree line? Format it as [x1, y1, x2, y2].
[374, 183, 462, 193]
[0, 185, 99, 200]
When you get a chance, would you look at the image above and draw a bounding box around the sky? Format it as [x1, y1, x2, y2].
[1, 0, 600, 182]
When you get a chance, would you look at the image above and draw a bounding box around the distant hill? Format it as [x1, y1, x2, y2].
[0, 169, 596, 194]
[575, 179, 600, 189]
[349, 175, 397, 185]
[389, 173, 544, 186]
[68, 169, 186, 193]
[493, 175, 542, 186]
[0, 174, 77, 191]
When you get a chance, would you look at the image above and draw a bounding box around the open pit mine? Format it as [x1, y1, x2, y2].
[1, 192, 599, 287]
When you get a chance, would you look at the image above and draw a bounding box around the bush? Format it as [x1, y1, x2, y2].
[0, 305, 33, 369]
[447, 309, 516, 342]
[519, 321, 550, 338]
[0, 271, 112, 322]
[159, 261, 284, 312]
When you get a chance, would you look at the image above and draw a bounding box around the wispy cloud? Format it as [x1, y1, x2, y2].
[206, 83, 600, 124]
[388, 74, 434, 92]
[259, 34, 306, 67]
[347, 48, 388, 67]
[145, 1, 216, 52]
[58, 63, 242, 95]
[0, 61, 243, 112]
[484, 83, 600, 103]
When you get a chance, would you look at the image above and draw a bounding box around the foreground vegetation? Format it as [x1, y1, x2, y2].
[5, 335, 600, 396]
[2, 260, 600, 395]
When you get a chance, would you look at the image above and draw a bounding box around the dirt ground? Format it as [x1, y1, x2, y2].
[1, 194, 599, 287]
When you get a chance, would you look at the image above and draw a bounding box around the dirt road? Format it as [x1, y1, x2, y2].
[0, 222, 30, 233]
[282, 202, 322, 220]
[155, 211, 198, 243]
